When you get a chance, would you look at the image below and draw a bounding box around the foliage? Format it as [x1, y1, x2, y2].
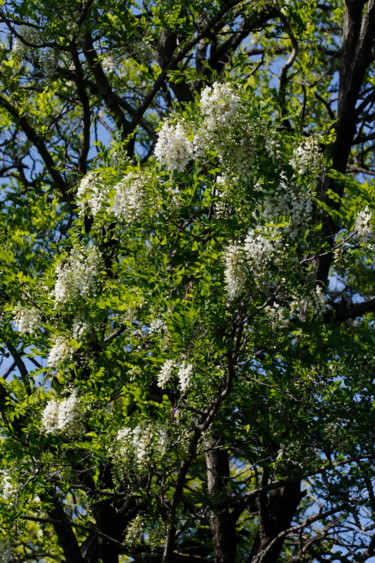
[0, 0, 374, 561]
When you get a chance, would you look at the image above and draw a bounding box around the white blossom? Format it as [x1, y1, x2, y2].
[76, 172, 108, 217]
[149, 318, 165, 334]
[13, 306, 42, 334]
[154, 121, 194, 171]
[54, 247, 103, 304]
[1, 471, 17, 501]
[354, 206, 372, 242]
[41, 399, 60, 434]
[243, 228, 276, 272]
[127, 38, 153, 64]
[308, 286, 328, 317]
[200, 82, 239, 131]
[157, 359, 175, 388]
[178, 362, 193, 392]
[115, 424, 166, 470]
[41, 390, 82, 435]
[224, 244, 247, 300]
[112, 172, 146, 221]
[57, 390, 82, 434]
[48, 336, 74, 367]
[290, 137, 324, 175]
[261, 173, 313, 238]
[72, 317, 90, 341]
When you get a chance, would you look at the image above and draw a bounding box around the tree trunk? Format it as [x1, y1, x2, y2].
[206, 440, 236, 563]
[248, 475, 304, 563]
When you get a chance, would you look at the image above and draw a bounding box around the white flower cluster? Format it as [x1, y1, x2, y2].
[154, 82, 241, 172]
[13, 306, 42, 334]
[200, 82, 240, 131]
[54, 246, 103, 304]
[308, 286, 328, 317]
[224, 226, 284, 299]
[72, 316, 90, 341]
[261, 173, 313, 239]
[41, 390, 82, 435]
[224, 244, 247, 300]
[127, 38, 153, 65]
[243, 228, 276, 269]
[354, 206, 372, 242]
[1, 471, 17, 501]
[266, 303, 288, 329]
[48, 336, 74, 367]
[112, 172, 146, 221]
[157, 359, 175, 388]
[178, 362, 193, 392]
[115, 424, 166, 470]
[290, 137, 325, 176]
[76, 172, 108, 217]
[154, 121, 194, 171]
[149, 318, 166, 334]
[157, 360, 193, 391]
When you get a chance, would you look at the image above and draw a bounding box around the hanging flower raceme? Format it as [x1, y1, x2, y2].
[200, 81, 240, 132]
[13, 306, 42, 334]
[112, 172, 147, 221]
[354, 207, 372, 242]
[76, 172, 108, 217]
[41, 389, 82, 436]
[54, 246, 103, 305]
[154, 121, 194, 171]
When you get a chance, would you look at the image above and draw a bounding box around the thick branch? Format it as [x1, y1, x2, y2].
[0, 94, 69, 199]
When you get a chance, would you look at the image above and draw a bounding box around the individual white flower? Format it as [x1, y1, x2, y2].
[48, 336, 74, 367]
[154, 121, 194, 171]
[290, 137, 324, 176]
[157, 359, 175, 388]
[112, 172, 146, 221]
[54, 246, 103, 304]
[200, 82, 239, 131]
[76, 172, 108, 217]
[224, 244, 247, 300]
[1, 471, 17, 501]
[41, 398, 60, 434]
[13, 306, 42, 334]
[178, 362, 193, 392]
[354, 206, 372, 242]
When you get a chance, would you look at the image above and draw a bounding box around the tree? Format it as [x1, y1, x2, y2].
[0, 0, 374, 561]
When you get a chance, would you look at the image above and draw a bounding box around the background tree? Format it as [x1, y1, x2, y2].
[0, 0, 375, 561]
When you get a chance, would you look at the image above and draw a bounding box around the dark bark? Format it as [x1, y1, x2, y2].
[206, 441, 236, 563]
[48, 500, 85, 563]
[248, 473, 304, 563]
